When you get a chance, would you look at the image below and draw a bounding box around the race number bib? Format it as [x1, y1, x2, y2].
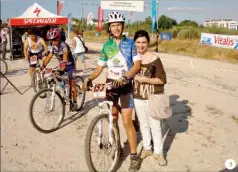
[30, 55, 37, 65]
[92, 84, 106, 98]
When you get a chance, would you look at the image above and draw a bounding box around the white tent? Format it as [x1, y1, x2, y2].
[9, 2, 68, 26]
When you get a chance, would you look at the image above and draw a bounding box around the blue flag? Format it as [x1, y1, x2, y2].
[68, 13, 72, 36]
[151, 0, 156, 33]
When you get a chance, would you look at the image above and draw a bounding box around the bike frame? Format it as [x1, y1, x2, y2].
[47, 71, 71, 111]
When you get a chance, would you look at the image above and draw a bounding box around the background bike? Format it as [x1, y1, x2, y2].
[29, 67, 85, 133]
[84, 83, 122, 172]
[0, 58, 8, 75]
[31, 54, 49, 94]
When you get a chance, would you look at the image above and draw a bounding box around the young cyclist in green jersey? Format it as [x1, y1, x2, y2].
[86, 11, 142, 172]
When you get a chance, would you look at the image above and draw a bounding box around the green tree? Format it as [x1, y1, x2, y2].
[179, 20, 199, 27]
[103, 23, 108, 32]
[157, 15, 177, 30]
[145, 16, 152, 24]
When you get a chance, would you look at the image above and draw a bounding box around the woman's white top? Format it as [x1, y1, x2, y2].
[73, 36, 85, 54]
[27, 36, 43, 53]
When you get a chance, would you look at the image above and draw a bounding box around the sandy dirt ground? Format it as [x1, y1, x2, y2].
[1, 42, 238, 172]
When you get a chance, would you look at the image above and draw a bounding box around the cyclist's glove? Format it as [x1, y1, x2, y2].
[86, 78, 93, 91]
[40, 64, 46, 71]
[112, 76, 128, 88]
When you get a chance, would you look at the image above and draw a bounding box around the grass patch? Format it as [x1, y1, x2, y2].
[77, 30, 238, 63]
[156, 39, 238, 63]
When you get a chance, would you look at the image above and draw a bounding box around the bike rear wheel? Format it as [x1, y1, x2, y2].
[85, 113, 121, 172]
[0, 59, 8, 75]
[29, 88, 65, 133]
[75, 76, 86, 111]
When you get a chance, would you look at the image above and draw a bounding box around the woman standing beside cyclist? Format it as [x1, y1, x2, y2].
[133, 30, 167, 166]
[86, 11, 142, 172]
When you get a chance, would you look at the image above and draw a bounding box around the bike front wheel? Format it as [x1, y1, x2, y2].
[85, 113, 121, 172]
[29, 88, 65, 133]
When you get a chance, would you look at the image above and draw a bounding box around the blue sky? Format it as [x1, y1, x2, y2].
[1, 0, 238, 24]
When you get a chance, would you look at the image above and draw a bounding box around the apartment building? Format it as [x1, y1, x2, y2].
[204, 19, 238, 30]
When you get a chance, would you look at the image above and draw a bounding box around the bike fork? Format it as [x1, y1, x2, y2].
[108, 105, 114, 145]
[97, 101, 114, 147]
[46, 85, 56, 112]
[97, 120, 102, 147]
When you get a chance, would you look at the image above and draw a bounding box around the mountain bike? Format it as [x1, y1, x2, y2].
[29, 67, 86, 133]
[84, 83, 122, 172]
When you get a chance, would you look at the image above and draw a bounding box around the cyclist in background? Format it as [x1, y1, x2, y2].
[86, 11, 142, 172]
[43, 28, 78, 111]
[23, 28, 48, 78]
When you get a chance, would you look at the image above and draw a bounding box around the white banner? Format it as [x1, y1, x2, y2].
[101, 1, 144, 12]
[87, 12, 93, 25]
[200, 33, 238, 49]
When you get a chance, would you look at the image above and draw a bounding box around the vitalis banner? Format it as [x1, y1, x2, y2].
[200, 33, 238, 49]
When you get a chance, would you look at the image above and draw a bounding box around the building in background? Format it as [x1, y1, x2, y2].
[204, 19, 238, 30]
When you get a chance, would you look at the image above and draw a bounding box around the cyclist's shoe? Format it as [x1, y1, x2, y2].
[153, 154, 167, 166]
[140, 149, 152, 159]
[129, 154, 141, 172]
[71, 101, 78, 111]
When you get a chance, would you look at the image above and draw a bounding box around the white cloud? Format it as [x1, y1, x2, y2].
[167, 7, 205, 11]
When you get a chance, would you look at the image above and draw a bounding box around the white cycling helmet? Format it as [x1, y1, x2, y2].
[106, 11, 125, 24]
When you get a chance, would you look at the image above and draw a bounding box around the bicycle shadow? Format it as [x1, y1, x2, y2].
[0, 82, 31, 95]
[162, 95, 192, 160]
[57, 99, 98, 130]
[6, 68, 28, 77]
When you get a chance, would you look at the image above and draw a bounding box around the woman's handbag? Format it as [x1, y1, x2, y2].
[148, 93, 172, 120]
[77, 36, 88, 53]
[146, 56, 172, 120]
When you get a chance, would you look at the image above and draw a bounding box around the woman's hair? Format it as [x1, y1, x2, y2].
[1, 23, 8, 29]
[134, 30, 150, 43]
[74, 29, 83, 36]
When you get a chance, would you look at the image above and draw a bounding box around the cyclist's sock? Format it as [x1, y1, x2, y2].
[130, 153, 137, 157]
